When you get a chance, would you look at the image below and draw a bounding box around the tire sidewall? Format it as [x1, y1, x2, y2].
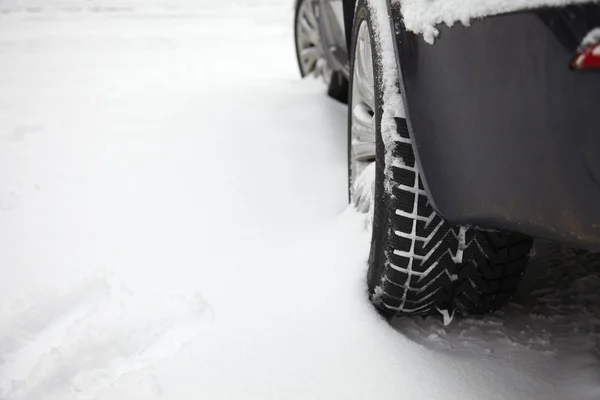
[294, 0, 309, 77]
[347, 0, 390, 297]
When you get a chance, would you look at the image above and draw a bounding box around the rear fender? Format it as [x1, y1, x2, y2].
[387, 1, 600, 249]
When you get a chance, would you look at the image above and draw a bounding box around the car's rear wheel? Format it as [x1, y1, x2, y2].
[294, 0, 348, 103]
[348, 0, 534, 319]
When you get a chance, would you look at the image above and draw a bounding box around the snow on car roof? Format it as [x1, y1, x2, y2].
[394, 0, 599, 43]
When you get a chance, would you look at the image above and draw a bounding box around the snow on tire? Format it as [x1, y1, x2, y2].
[350, 0, 535, 319]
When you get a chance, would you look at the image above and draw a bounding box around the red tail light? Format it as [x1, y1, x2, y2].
[572, 43, 600, 70]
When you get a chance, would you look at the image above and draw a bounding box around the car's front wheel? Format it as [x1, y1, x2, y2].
[294, 0, 348, 103]
[348, 0, 534, 318]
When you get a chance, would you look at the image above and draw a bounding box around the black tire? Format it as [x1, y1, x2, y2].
[327, 71, 349, 104]
[349, 0, 534, 318]
[294, 0, 348, 103]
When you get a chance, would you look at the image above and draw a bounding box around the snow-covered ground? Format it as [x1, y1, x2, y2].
[1, 1, 600, 399]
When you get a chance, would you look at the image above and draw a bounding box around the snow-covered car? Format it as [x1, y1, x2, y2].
[294, 0, 600, 318]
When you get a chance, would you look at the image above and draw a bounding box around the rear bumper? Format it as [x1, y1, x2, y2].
[391, 3, 600, 250]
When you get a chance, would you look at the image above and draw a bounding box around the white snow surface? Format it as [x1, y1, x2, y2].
[396, 0, 600, 43]
[1, 0, 600, 399]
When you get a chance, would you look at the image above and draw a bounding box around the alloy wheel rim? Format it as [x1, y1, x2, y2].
[350, 21, 376, 225]
[295, 0, 332, 83]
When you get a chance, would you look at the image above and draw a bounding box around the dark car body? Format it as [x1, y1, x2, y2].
[317, 0, 600, 251]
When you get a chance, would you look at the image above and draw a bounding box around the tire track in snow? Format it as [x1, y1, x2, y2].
[0, 272, 213, 400]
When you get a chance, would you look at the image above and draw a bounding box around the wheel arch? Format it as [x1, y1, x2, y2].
[343, 0, 438, 217]
[382, 0, 438, 212]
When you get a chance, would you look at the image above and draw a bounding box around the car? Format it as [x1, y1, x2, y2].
[294, 0, 600, 319]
